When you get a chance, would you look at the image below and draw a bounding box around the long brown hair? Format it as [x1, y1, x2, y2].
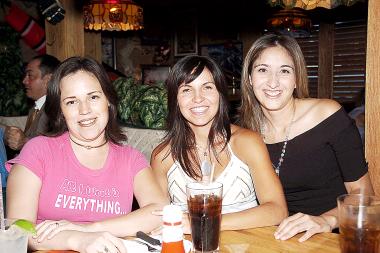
[239, 33, 309, 132]
[45, 56, 127, 144]
[156, 55, 231, 179]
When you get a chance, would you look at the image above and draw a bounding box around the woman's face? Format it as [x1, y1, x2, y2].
[60, 71, 109, 142]
[177, 67, 220, 129]
[250, 46, 296, 112]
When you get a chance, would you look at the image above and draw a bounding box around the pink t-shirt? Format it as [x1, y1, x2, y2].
[6, 132, 148, 224]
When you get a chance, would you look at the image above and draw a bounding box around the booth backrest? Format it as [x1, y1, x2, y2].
[0, 116, 28, 131]
[122, 126, 166, 161]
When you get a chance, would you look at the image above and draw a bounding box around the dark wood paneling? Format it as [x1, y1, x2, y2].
[318, 23, 334, 98]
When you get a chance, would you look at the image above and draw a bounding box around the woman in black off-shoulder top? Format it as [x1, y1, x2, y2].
[239, 34, 374, 242]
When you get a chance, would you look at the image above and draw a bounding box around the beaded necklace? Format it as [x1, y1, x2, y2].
[262, 105, 295, 175]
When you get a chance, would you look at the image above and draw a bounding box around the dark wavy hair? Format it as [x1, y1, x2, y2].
[45, 56, 127, 144]
[156, 55, 231, 179]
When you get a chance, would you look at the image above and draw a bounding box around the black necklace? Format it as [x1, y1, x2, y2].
[69, 135, 108, 150]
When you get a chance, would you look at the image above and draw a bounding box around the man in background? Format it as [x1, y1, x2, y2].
[1, 54, 60, 151]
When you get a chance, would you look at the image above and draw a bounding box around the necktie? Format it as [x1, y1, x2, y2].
[24, 108, 39, 133]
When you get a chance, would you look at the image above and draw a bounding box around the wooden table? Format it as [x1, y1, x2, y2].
[33, 226, 341, 253]
[218, 226, 340, 253]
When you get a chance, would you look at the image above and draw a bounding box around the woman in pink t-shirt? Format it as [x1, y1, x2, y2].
[6, 57, 168, 253]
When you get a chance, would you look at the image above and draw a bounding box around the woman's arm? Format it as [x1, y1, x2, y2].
[6, 165, 41, 223]
[150, 144, 172, 198]
[274, 100, 374, 241]
[38, 167, 169, 240]
[87, 166, 169, 236]
[6, 165, 127, 252]
[274, 173, 374, 242]
[322, 173, 374, 229]
[7, 164, 167, 251]
[221, 127, 288, 230]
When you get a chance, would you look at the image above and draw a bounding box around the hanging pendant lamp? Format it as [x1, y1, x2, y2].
[83, 0, 143, 31]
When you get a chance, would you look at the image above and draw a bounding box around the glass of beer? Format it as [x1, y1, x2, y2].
[337, 194, 380, 253]
[186, 182, 222, 253]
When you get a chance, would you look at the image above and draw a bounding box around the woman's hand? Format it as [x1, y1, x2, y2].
[150, 212, 191, 235]
[34, 221, 126, 253]
[182, 214, 191, 234]
[74, 231, 126, 253]
[274, 212, 334, 242]
[34, 220, 90, 242]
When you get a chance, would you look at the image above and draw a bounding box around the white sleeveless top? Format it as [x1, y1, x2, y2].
[167, 144, 258, 214]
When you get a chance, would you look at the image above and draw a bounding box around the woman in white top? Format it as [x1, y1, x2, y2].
[151, 55, 287, 232]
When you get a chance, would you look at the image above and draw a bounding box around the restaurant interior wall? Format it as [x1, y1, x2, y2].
[0, 0, 368, 105]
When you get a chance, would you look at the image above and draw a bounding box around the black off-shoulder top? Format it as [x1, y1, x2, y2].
[266, 107, 367, 216]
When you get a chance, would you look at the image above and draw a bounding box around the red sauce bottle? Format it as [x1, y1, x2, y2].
[161, 205, 186, 253]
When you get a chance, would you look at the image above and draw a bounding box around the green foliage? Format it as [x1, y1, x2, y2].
[114, 77, 168, 129]
[0, 24, 28, 116]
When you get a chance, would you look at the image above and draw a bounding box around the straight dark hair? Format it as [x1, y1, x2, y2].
[156, 55, 231, 179]
[45, 56, 127, 144]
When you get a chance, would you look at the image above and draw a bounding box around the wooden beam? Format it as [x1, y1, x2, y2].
[317, 22, 334, 98]
[84, 31, 102, 63]
[45, 0, 84, 60]
[365, 0, 380, 196]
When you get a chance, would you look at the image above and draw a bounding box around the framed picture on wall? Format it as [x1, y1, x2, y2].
[174, 16, 198, 56]
[141, 65, 171, 85]
[101, 35, 115, 68]
[200, 42, 243, 84]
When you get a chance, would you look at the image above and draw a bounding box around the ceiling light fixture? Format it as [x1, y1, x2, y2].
[83, 0, 143, 31]
[268, 0, 364, 10]
[267, 8, 312, 38]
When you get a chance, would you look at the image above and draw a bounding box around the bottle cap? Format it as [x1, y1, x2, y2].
[162, 205, 182, 223]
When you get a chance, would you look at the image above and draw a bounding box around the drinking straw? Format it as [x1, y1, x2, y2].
[357, 193, 364, 229]
[0, 175, 5, 230]
[201, 160, 212, 184]
[209, 163, 215, 184]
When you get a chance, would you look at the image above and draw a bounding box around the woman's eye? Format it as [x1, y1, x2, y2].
[280, 69, 290, 74]
[65, 100, 76, 106]
[204, 85, 213, 90]
[181, 88, 191, 94]
[257, 68, 267, 73]
[90, 95, 100, 100]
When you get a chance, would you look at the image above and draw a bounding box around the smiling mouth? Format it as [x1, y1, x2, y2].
[190, 106, 208, 114]
[263, 90, 281, 98]
[78, 118, 96, 127]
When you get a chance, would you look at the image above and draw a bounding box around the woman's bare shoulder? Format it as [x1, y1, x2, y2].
[230, 124, 264, 149]
[229, 124, 268, 164]
[294, 98, 342, 133]
[298, 98, 341, 121]
[150, 142, 173, 170]
[231, 124, 261, 139]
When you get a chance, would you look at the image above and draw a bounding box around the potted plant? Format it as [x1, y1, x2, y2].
[0, 24, 28, 116]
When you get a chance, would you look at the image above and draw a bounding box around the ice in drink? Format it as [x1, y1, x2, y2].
[337, 194, 380, 253]
[0, 225, 28, 253]
[339, 224, 380, 253]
